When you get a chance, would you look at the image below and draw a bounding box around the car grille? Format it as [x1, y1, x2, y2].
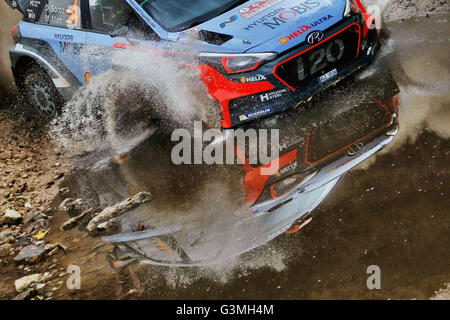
[274, 23, 362, 91]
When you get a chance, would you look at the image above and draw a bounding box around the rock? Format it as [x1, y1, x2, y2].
[48, 247, 59, 256]
[96, 219, 118, 231]
[0, 151, 12, 160]
[23, 211, 41, 225]
[13, 288, 37, 300]
[0, 243, 12, 255]
[0, 229, 13, 242]
[24, 218, 49, 234]
[60, 208, 94, 231]
[17, 182, 27, 193]
[57, 243, 68, 253]
[15, 273, 42, 292]
[59, 187, 70, 197]
[35, 283, 46, 294]
[3, 209, 22, 225]
[87, 192, 151, 233]
[46, 181, 55, 188]
[53, 173, 64, 180]
[14, 245, 45, 264]
[58, 198, 84, 215]
[60, 217, 79, 230]
[44, 243, 58, 252]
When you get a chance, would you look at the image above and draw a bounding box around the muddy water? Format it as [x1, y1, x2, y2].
[0, 13, 448, 299]
[38, 15, 448, 300]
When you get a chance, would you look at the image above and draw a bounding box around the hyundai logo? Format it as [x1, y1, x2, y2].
[307, 31, 324, 45]
[347, 142, 364, 157]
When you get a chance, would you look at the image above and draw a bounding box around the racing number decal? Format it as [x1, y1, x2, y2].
[65, 0, 80, 29]
[309, 49, 327, 75]
[297, 39, 345, 81]
[326, 39, 345, 62]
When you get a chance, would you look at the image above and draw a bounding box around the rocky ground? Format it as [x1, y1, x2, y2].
[0, 100, 73, 299]
[0, 100, 153, 299]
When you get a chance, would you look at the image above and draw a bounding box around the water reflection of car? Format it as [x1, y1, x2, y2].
[7, 0, 379, 127]
[103, 71, 400, 267]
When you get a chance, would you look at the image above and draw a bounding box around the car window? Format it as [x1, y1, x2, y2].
[39, 0, 82, 30]
[88, 0, 157, 39]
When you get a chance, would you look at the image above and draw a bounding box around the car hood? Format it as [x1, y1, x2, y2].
[197, 0, 347, 53]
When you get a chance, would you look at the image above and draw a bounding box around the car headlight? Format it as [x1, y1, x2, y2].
[198, 52, 277, 74]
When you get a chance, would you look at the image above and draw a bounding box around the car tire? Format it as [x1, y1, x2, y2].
[17, 62, 65, 120]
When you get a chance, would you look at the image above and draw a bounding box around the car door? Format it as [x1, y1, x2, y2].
[37, 0, 87, 84]
[81, 0, 159, 83]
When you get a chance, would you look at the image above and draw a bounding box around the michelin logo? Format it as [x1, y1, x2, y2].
[239, 108, 273, 121]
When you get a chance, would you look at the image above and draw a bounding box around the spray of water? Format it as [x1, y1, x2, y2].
[355, 12, 450, 170]
[146, 245, 288, 290]
[50, 45, 216, 158]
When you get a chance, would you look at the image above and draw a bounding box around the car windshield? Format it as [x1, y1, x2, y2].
[136, 0, 247, 32]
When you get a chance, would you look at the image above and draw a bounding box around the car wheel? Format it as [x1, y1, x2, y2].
[18, 64, 64, 120]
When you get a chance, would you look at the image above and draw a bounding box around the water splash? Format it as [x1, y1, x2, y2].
[51, 46, 214, 159]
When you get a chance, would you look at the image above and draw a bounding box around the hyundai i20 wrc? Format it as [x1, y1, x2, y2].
[6, 0, 381, 128]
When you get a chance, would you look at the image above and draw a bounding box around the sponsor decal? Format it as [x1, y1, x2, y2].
[239, 0, 284, 19]
[318, 68, 338, 83]
[260, 89, 288, 102]
[59, 41, 84, 55]
[328, 143, 365, 173]
[280, 25, 311, 43]
[219, 15, 239, 29]
[306, 30, 324, 44]
[347, 142, 364, 156]
[279, 136, 303, 152]
[240, 75, 267, 83]
[276, 160, 298, 176]
[54, 33, 74, 41]
[309, 14, 334, 28]
[279, 15, 333, 44]
[239, 108, 273, 121]
[244, 0, 321, 31]
[84, 72, 93, 84]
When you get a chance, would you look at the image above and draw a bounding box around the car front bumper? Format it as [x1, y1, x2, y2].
[203, 15, 380, 128]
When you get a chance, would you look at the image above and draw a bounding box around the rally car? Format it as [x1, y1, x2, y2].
[6, 0, 380, 128]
